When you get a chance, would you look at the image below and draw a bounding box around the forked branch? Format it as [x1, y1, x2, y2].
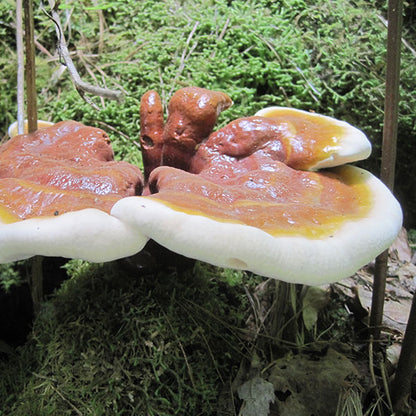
[43, 0, 124, 109]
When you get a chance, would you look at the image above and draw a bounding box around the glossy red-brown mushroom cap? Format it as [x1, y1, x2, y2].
[255, 106, 371, 170]
[112, 105, 401, 284]
[0, 121, 148, 262]
[0, 120, 143, 221]
[113, 164, 401, 284]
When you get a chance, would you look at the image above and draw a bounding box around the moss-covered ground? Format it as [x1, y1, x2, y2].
[0, 260, 253, 415]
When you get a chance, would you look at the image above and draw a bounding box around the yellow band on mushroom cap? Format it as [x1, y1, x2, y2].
[147, 165, 373, 239]
[0, 206, 20, 225]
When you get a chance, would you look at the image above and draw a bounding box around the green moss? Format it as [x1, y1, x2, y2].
[0, 261, 248, 415]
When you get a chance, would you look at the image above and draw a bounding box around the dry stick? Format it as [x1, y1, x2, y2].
[370, 250, 388, 341]
[31, 372, 83, 415]
[391, 294, 416, 414]
[16, 0, 25, 135]
[77, 49, 106, 109]
[210, 17, 230, 59]
[29, 256, 44, 318]
[368, 337, 385, 415]
[378, 353, 393, 411]
[45, 0, 123, 109]
[168, 20, 200, 98]
[24, 0, 37, 133]
[23, 0, 43, 318]
[369, 0, 402, 342]
[92, 0, 105, 55]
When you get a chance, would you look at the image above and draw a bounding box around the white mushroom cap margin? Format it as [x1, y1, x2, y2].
[0, 209, 148, 263]
[111, 166, 402, 285]
[255, 107, 372, 170]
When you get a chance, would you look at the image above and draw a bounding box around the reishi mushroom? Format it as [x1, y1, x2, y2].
[0, 88, 402, 285]
[0, 120, 147, 262]
[254, 107, 372, 170]
[113, 96, 402, 285]
[113, 164, 401, 285]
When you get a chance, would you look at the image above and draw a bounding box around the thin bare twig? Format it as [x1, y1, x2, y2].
[210, 17, 230, 58]
[168, 20, 200, 98]
[24, 0, 37, 133]
[93, 120, 130, 140]
[43, 0, 124, 110]
[5, 19, 54, 58]
[378, 14, 416, 59]
[368, 337, 384, 415]
[50, 384, 83, 416]
[16, 0, 25, 135]
[92, 0, 106, 54]
[392, 293, 416, 414]
[32, 372, 83, 416]
[370, 0, 403, 342]
[77, 49, 105, 109]
[378, 354, 393, 411]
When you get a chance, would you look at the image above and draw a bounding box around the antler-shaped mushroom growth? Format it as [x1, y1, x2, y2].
[0, 121, 147, 262]
[140, 87, 232, 179]
[114, 88, 402, 285]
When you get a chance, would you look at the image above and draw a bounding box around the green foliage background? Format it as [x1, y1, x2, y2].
[0, 0, 415, 414]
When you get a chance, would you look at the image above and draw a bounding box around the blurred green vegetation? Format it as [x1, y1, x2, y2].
[0, 263, 21, 292]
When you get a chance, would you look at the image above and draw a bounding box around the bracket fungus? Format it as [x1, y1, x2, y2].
[0, 88, 402, 285]
[0, 121, 147, 262]
[113, 90, 402, 285]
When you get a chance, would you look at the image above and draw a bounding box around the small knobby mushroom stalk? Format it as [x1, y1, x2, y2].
[140, 87, 232, 181]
